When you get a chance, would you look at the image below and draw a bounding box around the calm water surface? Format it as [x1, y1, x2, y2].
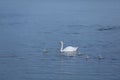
[0, 0, 120, 80]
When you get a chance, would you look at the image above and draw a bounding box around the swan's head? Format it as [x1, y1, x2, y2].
[60, 41, 63, 44]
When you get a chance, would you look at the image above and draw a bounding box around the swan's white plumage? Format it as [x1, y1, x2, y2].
[60, 41, 78, 52]
[62, 46, 78, 52]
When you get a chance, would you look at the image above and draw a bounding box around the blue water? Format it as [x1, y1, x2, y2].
[0, 0, 120, 80]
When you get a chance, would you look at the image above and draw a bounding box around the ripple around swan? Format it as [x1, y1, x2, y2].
[60, 52, 77, 57]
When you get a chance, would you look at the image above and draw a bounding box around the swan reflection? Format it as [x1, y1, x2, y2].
[61, 51, 77, 57]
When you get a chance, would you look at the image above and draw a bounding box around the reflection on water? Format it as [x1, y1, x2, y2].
[60, 51, 77, 57]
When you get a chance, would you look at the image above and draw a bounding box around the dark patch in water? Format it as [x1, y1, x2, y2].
[111, 58, 117, 61]
[0, 54, 17, 58]
[65, 32, 80, 35]
[67, 24, 86, 28]
[97, 26, 120, 31]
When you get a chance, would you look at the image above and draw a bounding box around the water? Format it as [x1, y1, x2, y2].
[0, 0, 120, 80]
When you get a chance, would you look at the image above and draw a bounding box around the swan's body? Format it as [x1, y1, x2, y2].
[98, 54, 104, 60]
[85, 55, 90, 60]
[43, 48, 48, 53]
[78, 52, 83, 56]
[60, 41, 78, 52]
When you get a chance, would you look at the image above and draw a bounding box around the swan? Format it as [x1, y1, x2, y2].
[78, 52, 83, 56]
[98, 54, 104, 60]
[85, 55, 90, 60]
[60, 41, 78, 52]
[43, 48, 48, 53]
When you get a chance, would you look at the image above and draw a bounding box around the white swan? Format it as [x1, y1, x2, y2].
[98, 54, 104, 60]
[85, 55, 90, 60]
[43, 48, 48, 53]
[60, 41, 78, 52]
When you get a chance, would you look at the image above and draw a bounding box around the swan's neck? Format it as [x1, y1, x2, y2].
[60, 42, 64, 52]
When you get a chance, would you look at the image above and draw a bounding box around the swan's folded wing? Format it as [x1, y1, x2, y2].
[63, 46, 77, 52]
